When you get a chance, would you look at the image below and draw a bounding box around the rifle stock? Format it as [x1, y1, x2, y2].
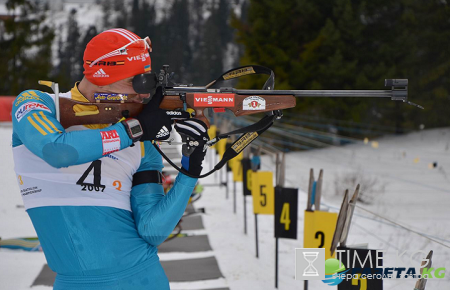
[160, 94, 296, 127]
[58, 94, 296, 128]
[59, 98, 144, 128]
[46, 64, 420, 129]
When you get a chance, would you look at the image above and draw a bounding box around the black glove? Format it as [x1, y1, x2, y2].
[174, 119, 209, 176]
[135, 88, 189, 141]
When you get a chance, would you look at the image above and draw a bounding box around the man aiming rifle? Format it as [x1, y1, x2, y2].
[11, 28, 208, 290]
[54, 55, 419, 179]
[11, 23, 422, 290]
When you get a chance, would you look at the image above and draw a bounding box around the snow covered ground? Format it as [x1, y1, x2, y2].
[196, 127, 450, 290]
[1, 122, 450, 289]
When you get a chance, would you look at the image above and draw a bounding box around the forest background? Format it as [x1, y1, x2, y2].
[1, 0, 449, 135]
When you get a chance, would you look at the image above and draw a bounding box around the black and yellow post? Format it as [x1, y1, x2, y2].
[303, 169, 338, 290]
[251, 171, 274, 258]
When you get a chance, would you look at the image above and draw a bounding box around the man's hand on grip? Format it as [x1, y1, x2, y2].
[174, 119, 209, 176]
[135, 88, 189, 141]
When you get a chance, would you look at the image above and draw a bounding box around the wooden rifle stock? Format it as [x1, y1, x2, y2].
[59, 94, 296, 128]
[160, 94, 296, 127]
[59, 98, 144, 128]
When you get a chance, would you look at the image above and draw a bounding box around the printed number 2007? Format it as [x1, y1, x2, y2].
[77, 161, 106, 192]
[81, 184, 105, 192]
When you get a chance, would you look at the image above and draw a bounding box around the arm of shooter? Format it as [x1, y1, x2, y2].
[12, 90, 133, 168]
[130, 141, 197, 247]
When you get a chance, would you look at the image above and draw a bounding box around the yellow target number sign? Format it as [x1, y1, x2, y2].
[208, 125, 217, 149]
[303, 210, 338, 260]
[242, 158, 252, 196]
[232, 152, 243, 182]
[251, 171, 274, 214]
[216, 138, 227, 158]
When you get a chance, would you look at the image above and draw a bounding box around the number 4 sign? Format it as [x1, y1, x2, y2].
[274, 187, 298, 239]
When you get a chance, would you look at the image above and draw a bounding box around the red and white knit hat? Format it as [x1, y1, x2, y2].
[83, 28, 151, 86]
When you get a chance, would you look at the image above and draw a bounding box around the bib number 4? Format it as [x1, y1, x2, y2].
[76, 160, 106, 192]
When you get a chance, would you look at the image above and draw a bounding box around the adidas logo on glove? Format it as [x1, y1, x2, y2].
[156, 126, 170, 138]
[166, 111, 182, 116]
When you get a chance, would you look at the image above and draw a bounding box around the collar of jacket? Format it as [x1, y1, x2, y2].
[70, 82, 109, 130]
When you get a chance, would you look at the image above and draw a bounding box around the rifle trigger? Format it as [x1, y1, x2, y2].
[271, 110, 283, 119]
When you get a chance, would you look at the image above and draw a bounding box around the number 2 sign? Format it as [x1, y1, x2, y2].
[303, 210, 338, 260]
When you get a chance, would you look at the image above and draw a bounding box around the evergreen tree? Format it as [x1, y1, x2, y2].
[106, 0, 235, 86]
[129, 0, 156, 38]
[130, 0, 140, 33]
[191, 0, 233, 85]
[74, 25, 98, 82]
[155, 0, 191, 81]
[100, 0, 113, 29]
[217, 0, 233, 50]
[199, 7, 223, 83]
[188, 0, 207, 84]
[53, 27, 71, 89]
[114, 0, 129, 29]
[54, 8, 81, 90]
[233, 0, 450, 131]
[0, 0, 55, 95]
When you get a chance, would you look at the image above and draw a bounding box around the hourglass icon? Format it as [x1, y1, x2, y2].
[303, 252, 319, 276]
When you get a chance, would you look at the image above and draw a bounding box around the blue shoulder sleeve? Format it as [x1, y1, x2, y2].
[130, 141, 197, 246]
[11, 90, 133, 168]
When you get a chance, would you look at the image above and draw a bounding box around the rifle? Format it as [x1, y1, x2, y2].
[41, 65, 422, 178]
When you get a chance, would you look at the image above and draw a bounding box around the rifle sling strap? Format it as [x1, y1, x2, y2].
[153, 114, 276, 179]
[216, 114, 275, 139]
[155, 64, 278, 178]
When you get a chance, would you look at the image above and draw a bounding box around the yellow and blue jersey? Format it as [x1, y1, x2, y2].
[11, 85, 197, 290]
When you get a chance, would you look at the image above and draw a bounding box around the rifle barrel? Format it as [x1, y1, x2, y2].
[166, 78, 424, 108]
[168, 87, 406, 99]
[235, 89, 397, 98]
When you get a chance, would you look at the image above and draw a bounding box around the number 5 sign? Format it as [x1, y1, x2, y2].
[274, 187, 298, 239]
[251, 171, 274, 214]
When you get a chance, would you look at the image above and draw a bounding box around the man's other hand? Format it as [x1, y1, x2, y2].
[174, 119, 209, 176]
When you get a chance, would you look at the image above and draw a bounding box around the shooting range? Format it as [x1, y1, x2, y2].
[1, 1, 449, 290]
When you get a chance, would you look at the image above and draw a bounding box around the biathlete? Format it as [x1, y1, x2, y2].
[11, 28, 208, 290]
